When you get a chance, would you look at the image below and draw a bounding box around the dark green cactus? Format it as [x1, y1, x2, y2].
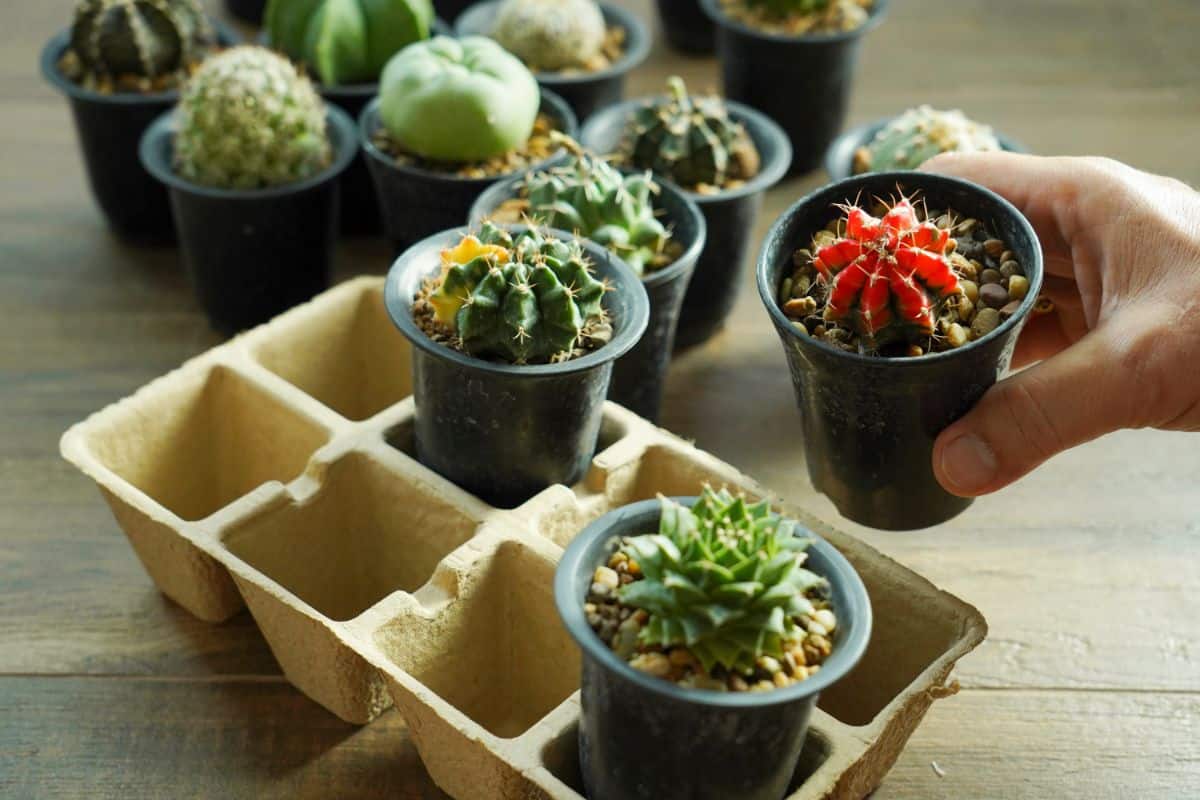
[523, 138, 669, 277]
[429, 223, 607, 364]
[69, 0, 213, 81]
[616, 489, 828, 675]
[622, 76, 761, 190]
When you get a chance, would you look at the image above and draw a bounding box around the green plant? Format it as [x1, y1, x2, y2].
[523, 137, 669, 277]
[264, 0, 432, 85]
[68, 0, 214, 81]
[853, 106, 1002, 174]
[616, 489, 827, 675]
[429, 223, 607, 363]
[622, 76, 760, 189]
[379, 36, 539, 162]
[491, 0, 606, 72]
[174, 46, 332, 189]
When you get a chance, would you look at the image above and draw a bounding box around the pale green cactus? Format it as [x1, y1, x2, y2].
[491, 0, 606, 72]
[174, 46, 332, 190]
[854, 105, 1002, 174]
[617, 489, 828, 675]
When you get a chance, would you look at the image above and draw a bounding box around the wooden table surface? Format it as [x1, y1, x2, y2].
[3, 0, 1198, 797]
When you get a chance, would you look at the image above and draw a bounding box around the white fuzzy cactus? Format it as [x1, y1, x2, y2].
[491, 0, 606, 72]
[174, 46, 331, 190]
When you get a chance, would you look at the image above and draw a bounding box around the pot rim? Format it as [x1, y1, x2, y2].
[699, 0, 889, 43]
[579, 96, 792, 203]
[755, 170, 1045, 367]
[466, 169, 707, 290]
[453, 0, 652, 85]
[138, 105, 358, 199]
[41, 22, 240, 105]
[555, 496, 874, 708]
[358, 90, 579, 185]
[824, 116, 1028, 182]
[383, 223, 650, 377]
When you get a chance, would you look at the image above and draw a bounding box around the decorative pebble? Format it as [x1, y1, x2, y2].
[957, 296, 975, 322]
[669, 648, 696, 667]
[980, 268, 1003, 285]
[791, 321, 808, 335]
[947, 323, 968, 348]
[629, 652, 671, 677]
[959, 280, 979, 304]
[905, 344, 924, 358]
[773, 672, 791, 688]
[983, 238, 1005, 258]
[971, 307, 1001, 338]
[593, 566, 619, 590]
[814, 609, 837, 632]
[980, 283, 1009, 309]
[1000, 250, 1015, 264]
[792, 274, 812, 297]
[999, 300, 1023, 321]
[784, 297, 817, 318]
[759, 655, 782, 674]
[1008, 275, 1030, 301]
[999, 260, 1021, 279]
[730, 675, 750, 692]
[806, 619, 829, 637]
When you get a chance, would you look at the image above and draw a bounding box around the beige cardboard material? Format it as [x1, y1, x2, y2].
[61, 276, 988, 797]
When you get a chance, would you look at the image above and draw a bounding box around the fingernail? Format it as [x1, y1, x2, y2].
[939, 433, 998, 493]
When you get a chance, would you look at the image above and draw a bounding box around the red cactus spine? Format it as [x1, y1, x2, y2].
[812, 197, 959, 340]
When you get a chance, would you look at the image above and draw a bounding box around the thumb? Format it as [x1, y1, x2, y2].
[932, 322, 1142, 496]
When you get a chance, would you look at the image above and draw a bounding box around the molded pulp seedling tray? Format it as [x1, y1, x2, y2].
[61, 277, 987, 799]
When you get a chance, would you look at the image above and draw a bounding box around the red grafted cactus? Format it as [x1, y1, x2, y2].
[812, 197, 959, 340]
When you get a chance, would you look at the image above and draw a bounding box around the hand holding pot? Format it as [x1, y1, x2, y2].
[923, 153, 1200, 496]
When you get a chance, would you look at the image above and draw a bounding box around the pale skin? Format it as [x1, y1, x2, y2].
[918, 153, 1200, 496]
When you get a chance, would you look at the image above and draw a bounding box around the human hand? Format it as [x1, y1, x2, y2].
[920, 153, 1200, 496]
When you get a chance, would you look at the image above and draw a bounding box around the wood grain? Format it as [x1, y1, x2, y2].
[2, 0, 1198, 797]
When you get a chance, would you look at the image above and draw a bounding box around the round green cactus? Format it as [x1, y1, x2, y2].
[174, 46, 332, 190]
[428, 223, 607, 363]
[69, 0, 214, 81]
[523, 138, 669, 277]
[491, 0, 606, 72]
[378, 36, 539, 162]
[854, 105, 1002, 174]
[623, 76, 761, 190]
[264, 0, 432, 85]
[616, 489, 828, 675]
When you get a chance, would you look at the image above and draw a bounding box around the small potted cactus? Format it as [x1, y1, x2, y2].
[699, 0, 888, 174]
[825, 105, 1025, 181]
[757, 172, 1044, 529]
[454, 0, 650, 121]
[40, 0, 232, 239]
[468, 137, 706, 422]
[263, 0, 435, 234]
[360, 36, 577, 249]
[556, 489, 871, 798]
[383, 223, 649, 506]
[582, 76, 791, 349]
[655, 0, 716, 54]
[139, 46, 357, 333]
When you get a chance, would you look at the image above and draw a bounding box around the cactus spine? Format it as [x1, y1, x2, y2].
[69, 0, 213, 82]
[174, 46, 332, 190]
[429, 223, 607, 363]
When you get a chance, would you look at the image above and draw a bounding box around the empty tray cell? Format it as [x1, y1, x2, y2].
[815, 562, 967, 727]
[376, 539, 579, 738]
[222, 451, 478, 621]
[540, 719, 832, 796]
[251, 282, 412, 421]
[623, 443, 757, 502]
[84, 365, 329, 521]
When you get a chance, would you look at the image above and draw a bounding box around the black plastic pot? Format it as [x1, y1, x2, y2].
[39, 25, 237, 241]
[433, 0, 474, 22]
[757, 172, 1044, 530]
[469, 173, 706, 423]
[454, 0, 651, 123]
[360, 90, 576, 251]
[824, 117, 1027, 182]
[581, 97, 791, 350]
[556, 496, 872, 799]
[700, 0, 887, 175]
[655, 0, 715, 54]
[225, 0, 265, 24]
[383, 225, 649, 507]
[139, 107, 357, 334]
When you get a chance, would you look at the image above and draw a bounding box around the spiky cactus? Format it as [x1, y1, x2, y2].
[429, 223, 607, 363]
[522, 138, 669, 277]
[622, 76, 761, 190]
[491, 0, 606, 72]
[802, 196, 960, 342]
[616, 489, 827, 675]
[68, 0, 214, 83]
[853, 106, 1002, 174]
[174, 46, 332, 190]
[264, 0, 433, 85]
